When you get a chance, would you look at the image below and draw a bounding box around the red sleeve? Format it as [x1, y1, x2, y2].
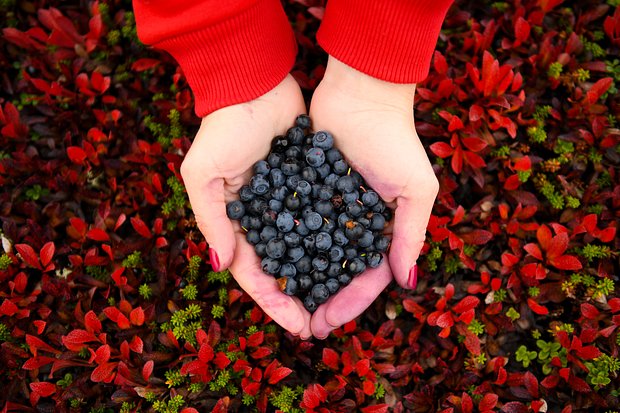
[133, 0, 297, 117]
[317, 0, 454, 83]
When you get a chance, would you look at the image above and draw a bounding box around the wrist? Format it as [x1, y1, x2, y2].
[321, 56, 416, 109]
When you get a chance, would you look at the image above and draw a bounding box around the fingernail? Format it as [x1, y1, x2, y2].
[209, 248, 220, 272]
[408, 264, 418, 290]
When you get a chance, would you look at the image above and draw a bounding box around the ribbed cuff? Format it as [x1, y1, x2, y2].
[317, 0, 453, 83]
[154, 0, 297, 117]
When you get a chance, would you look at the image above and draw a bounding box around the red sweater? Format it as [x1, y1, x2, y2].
[133, 0, 453, 117]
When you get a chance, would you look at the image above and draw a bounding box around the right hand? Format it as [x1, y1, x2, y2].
[180, 75, 312, 338]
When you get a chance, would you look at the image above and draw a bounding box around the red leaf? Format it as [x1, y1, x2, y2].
[129, 336, 143, 353]
[307, 6, 324, 20]
[39, 242, 54, 267]
[536, 225, 552, 252]
[568, 375, 591, 392]
[131, 58, 161, 72]
[524, 371, 539, 398]
[469, 104, 484, 121]
[180, 409, 200, 413]
[29, 382, 56, 397]
[580, 303, 600, 319]
[130, 217, 152, 238]
[15, 244, 41, 269]
[268, 367, 292, 384]
[246, 331, 264, 347]
[501, 401, 529, 413]
[527, 298, 549, 315]
[356, 359, 370, 376]
[67, 146, 87, 164]
[523, 243, 543, 260]
[26, 335, 59, 356]
[301, 384, 328, 409]
[546, 232, 568, 260]
[61, 329, 99, 351]
[586, 77, 613, 104]
[91, 362, 116, 383]
[142, 360, 154, 382]
[322, 348, 339, 370]
[513, 156, 531, 171]
[361, 405, 389, 413]
[460, 229, 493, 245]
[577, 345, 601, 360]
[130, 307, 145, 326]
[23, 356, 56, 370]
[198, 343, 214, 363]
[94, 344, 111, 364]
[87, 228, 109, 242]
[430, 142, 454, 158]
[550, 255, 582, 270]
[250, 347, 272, 359]
[0, 299, 18, 316]
[461, 137, 488, 152]
[452, 296, 480, 313]
[479, 393, 498, 410]
[514, 17, 530, 43]
[461, 392, 473, 413]
[436, 312, 454, 328]
[214, 352, 231, 369]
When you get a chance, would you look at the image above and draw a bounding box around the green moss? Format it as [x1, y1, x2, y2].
[0, 254, 12, 270]
[467, 319, 485, 335]
[164, 369, 187, 388]
[548, 62, 563, 79]
[139, 284, 153, 300]
[187, 255, 202, 282]
[207, 269, 232, 284]
[506, 307, 520, 321]
[211, 304, 225, 319]
[181, 284, 198, 300]
[122, 251, 142, 268]
[269, 385, 303, 413]
[578, 244, 613, 263]
[161, 176, 188, 215]
[0, 323, 11, 342]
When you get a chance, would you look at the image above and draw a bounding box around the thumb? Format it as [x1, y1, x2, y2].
[388, 180, 438, 289]
[181, 165, 237, 272]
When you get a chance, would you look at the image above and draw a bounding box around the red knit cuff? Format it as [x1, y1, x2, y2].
[153, 0, 297, 117]
[317, 0, 453, 84]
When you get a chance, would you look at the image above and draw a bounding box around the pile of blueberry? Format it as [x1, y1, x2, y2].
[226, 115, 392, 312]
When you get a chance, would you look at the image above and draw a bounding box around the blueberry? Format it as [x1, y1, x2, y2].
[324, 173, 339, 187]
[295, 115, 311, 130]
[250, 175, 270, 195]
[333, 159, 348, 175]
[269, 168, 286, 187]
[370, 214, 386, 231]
[366, 252, 382, 268]
[316, 163, 331, 179]
[246, 229, 261, 245]
[281, 158, 301, 176]
[296, 180, 312, 197]
[249, 198, 268, 216]
[301, 167, 318, 183]
[315, 232, 332, 251]
[337, 213, 350, 227]
[350, 171, 363, 187]
[343, 191, 359, 204]
[303, 234, 316, 252]
[295, 220, 310, 236]
[271, 186, 289, 201]
[269, 199, 283, 212]
[374, 236, 390, 253]
[239, 185, 255, 202]
[328, 246, 344, 262]
[287, 246, 304, 262]
[326, 148, 343, 164]
[266, 238, 286, 259]
[272, 135, 290, 152]
[254, 160, 270, 176]
[344, 221, 364, 240]
[295, 256, 312, 273]
[357, 230, 374, 248]
[283, 232, 301, 248]
[333, 229, 349, 246]
[284, 194, 301, 211]
[301, 206, 315, 219]
[337, 273, 351, 286]
[357, 217, 371, 228]
[318, 185, 334, 200]
[372, 201, 386, 213]
[321, 218, 337, 234]
[311, 284, 330, 304]
[288, 125, 305, 144]
[348, 258, 366, 275]
[262, 209, 277, 226]
[306, 147, 325, 167]
[346, 202, 363, 217]
[315, 200, 333, 217]
[268, 152, 284, 168]
[286, 175, 302, 191]
[280, 263, 297, 278]
[260, 226, 278, 242]
[255, 242, 267, 258]
[305, 212, 323, 231]
[285, 146, 302, 159]
[325, 278, 340, 294]
[327, 262, 342, 277]
[311, 131, 334, 150]
[240, 215, 251, 230]
[248, 216, 262, 230]
[361, 190, 379, 207]
[312, 255, 329, 271]
[226, 200, 245, 220]
[261, 257, 281, 274]
[344, 246, 358, 260]
[281, 276, 298, 296]
[312, 271, 327, 284]
[304, 295, 318, 312]
[298, 275, 313, 291]
[337, 175, 354, 193]
[276, 211, 295, 232]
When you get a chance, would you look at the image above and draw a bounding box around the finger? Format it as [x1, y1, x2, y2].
[389, 177, 438, 289]
[311, 260, 392, 338]
[230, 232, 309, 335]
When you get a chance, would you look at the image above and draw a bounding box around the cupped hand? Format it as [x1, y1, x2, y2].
[180, 75, 312, 338]
[309, 57, 439, 338]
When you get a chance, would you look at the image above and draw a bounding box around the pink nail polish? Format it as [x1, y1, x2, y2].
[408, 265, 418, 289]
[209, 248, 220, 272]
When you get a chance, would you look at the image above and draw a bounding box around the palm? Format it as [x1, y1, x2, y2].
[181, 75, 312, 337]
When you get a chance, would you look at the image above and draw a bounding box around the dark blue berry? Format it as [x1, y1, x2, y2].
[327, 262, 342, 277]
[268, 152, 283, 168]
[312, 255, 329, 271]
[248, 216, 262, 230]
[318, 185, 334, 200]
[346, 202, 363, 217]
[337, 175, 354, 193]
[333, 229, 349, 246]
[260, 226, 277, 242]
[304, 295, 318, 312]
[281, 158, 300, 176]
[338, 273, 351, 286]
[226, 200, 245, 220]
[321, 218, 337, 234]
[254, 160, 270, 175]
[366, 252, 382, 268]
[295, 220, 310, 236]
[301, 167, 318, 183]
[295, 115, 311, 130]
[249, 175, 270, 195]
[239, 185, 255, 202]
[261, 257, 280, 274]
[280, 263, 297, 278]
[370, 214, 386, 231]
[284, 194, 301, 211]
[287, 246, 304, 262]
[324, 173, 339, 187]
[326, 148, 343, 164]
[281, 276, 298, 296]
[269, 168, 286, 187]
[306, 147, 325, 167]
[240, 215, 251, 230]
[316, 163, 331, 179]
[283, 232, 301, 248]
[357, 230, 374, 248]
[328, 246, 344, 262]
[255, 242, 267, 258]
[262, 210, 277, 226]
[343, 191, 359, 204]
[296, 180, 312, 197]
[348, 258, 366, 275]
[269, 199, 283, 212]
[285, 146, 302, 159]
[344, 246, 358, 260]
[315, 232, 332, 251]
[374, 236, 389, 253]
[333, 159, 348, 175]
[312, 131, 334, 150]
[325, 278, 340, 294]
[312, 271, 327, 284]
[295, 256, 312, 273]
[361, 190, 379, 207]
[315, 200, 333, 217]
[246, 229, 260, 245]
[305, 212, 323, 231]
[344, 221, 364, 240]
[298, 275, 313, 291]
[276, 211, 295, 232]
[266, 238, 286, 259]
[311, 284, 330, 304]
[288, 125, 305, 144]
[286, 175, 302, 191]
[249, 198, 268, 216]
